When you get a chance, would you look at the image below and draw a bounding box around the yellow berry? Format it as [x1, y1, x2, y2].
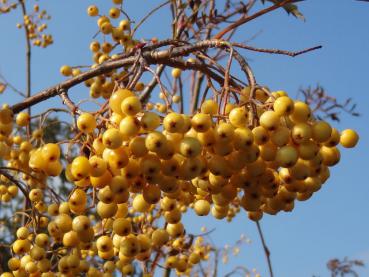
[259, 111, 280, 131]
[121, 96, 142, 116]
[273, 96, 294, 115]
[171, 68, 182, 78]
[60, 65, 72, 76]
[16, 112, 30, 126]
[71, 156, 91, 179]
[340, 129, 359, 148]
[77, 113, 96, 133]
[87, 5, 99, 16]
[102, 128, 123, 149]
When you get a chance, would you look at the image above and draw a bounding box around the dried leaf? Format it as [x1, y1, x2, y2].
[0, 83, 6, 93]
[262, 0, 305, 20]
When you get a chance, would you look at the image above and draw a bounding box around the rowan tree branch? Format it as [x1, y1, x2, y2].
[18, 0, 31, 111]
[213, 0, 294, 40]
[232, 43, 322, 57]
[256, 221, 274, 277]
[10, 40, 241, 113]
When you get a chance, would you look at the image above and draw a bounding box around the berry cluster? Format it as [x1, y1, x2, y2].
[0, 83, 359, 276]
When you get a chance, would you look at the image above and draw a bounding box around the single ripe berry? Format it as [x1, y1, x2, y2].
[201, 99, 218, 115]
[233, 127, 254, 149]
[41, 143, 60, 161]
[290, 101, 311, 123]
[259, 111, 280, 131]
[121, 96, 142, 116]
[145, 131, 167, 153]
[215, 122, 234, 142]
[132, 194, 150, 213]
[71, 156, 91, 179]
[276, 146, 298, 168]
[252, 126, 269, 145]
[194, 199, 210, 216]
[179, 137, 202, 158]
[273, 96, 294, 115]
[96, 236, 113, 252]
[109, 7, 120, 18]
[90, 41, 100, 52]
[141, 112, 161, 131]
[29, 188, 43, 202]
[60, 65, 72, 76]
[171, 68, 182, 78]
[89, 155, 107, 177]
[55, 213, 72, 233]
[229, 107, 248, 127]
[102, 128, 123, 149]
[172, 95, 180, 103]
[191, 113, 212, 132]
[151, 229, 169, 247]
[77, 113, 96, 133]
[163, 112, 185, 133]
[312, 121, 332, 143]
[292, 123, 312, 143]
[119, 116, 140, 137]
[16, 227, 29, 239]
[87, 5, 99, 16]
[15, 112, 30, 126]
[113, 218, 132, 236]
[340, 129, 359, 148]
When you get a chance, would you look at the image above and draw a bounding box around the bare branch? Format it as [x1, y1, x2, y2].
[256, 221, 274, 277]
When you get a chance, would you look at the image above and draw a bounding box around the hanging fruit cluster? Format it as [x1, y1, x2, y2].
[0, 82, 359, 276]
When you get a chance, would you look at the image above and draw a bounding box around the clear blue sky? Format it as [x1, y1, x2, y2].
[1, 1, 369, 276]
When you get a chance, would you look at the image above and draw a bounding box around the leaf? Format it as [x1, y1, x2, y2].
[262, 0, 305, 21]
[0, 82, 6, 93]
[284, 4, 305, 20]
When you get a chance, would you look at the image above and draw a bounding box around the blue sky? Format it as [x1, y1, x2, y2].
[1, 1, 369, 276]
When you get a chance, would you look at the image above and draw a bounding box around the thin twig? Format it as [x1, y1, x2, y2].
[256, 221, 274, 277]
[232, 42, 322, 57]
[59, 89, 81, 115]
[132, 0, 171, 36]
[213, 0, 293, 39]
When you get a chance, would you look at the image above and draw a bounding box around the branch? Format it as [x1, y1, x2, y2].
[10, 40, 245, 114]
[256, 221, 274, 277]
[213, 0, 293, 40]
[0, 72, 26, 97]
[132, 0, 171, 36]
[59, 89, 81, 115]
[18, 0, 32, 110]
[232, 43, 322, 57]
[140, 64, 165, 104]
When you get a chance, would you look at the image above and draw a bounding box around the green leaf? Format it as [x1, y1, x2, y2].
[283, 3, 305, 20]
[261, 0, 305, 21]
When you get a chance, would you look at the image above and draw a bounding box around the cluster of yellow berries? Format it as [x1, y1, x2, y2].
[0, 0, 16, 14]
[16, 4, 53, 48]
[70, 88, 359, 220]
[86, 1, 137, 53]
[0, 80, 359, 276]
[59, 1, 144, 101]
[0, 180, 18, 202]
